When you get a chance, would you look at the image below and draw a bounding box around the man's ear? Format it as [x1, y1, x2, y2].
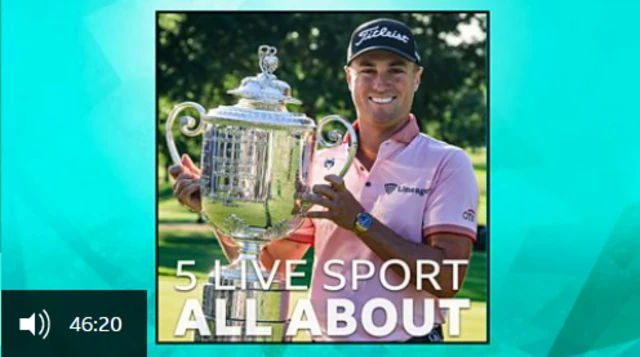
[414, 65, 424, 92]
[344, 65, 353, 91]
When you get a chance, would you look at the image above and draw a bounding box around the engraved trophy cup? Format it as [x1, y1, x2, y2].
[165, 45, 358, 342]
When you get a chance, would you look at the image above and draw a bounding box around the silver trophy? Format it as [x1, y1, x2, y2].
[165, 45, 358, 342]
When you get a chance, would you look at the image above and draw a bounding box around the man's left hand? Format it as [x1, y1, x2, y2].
[302, 174, 364, 231]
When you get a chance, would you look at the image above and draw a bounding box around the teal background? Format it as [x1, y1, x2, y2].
[2, 1, 640, 357]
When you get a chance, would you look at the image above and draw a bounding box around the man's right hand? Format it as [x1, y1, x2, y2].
[169, 154, 202, 212]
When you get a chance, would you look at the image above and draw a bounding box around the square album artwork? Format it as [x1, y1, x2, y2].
[156, 11, 488, 344]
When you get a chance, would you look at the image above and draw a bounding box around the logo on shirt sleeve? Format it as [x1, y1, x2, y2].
[462, 209, 476, 222]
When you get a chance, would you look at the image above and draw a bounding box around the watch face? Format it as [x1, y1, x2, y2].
[357, 212, 374, 230]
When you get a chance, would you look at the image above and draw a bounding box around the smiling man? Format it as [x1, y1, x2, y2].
[170, 18, 479, 342]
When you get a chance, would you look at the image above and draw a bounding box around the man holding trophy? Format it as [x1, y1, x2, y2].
[169, 18, 478, 342]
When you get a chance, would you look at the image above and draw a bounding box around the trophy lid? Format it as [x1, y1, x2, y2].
[206, 45, 315, 129]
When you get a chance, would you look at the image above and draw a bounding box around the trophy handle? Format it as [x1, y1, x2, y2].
[316, 115, 359, 178]
[165, 101, 207, 165]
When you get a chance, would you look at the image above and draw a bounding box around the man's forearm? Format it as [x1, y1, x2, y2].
[260, 239, 311, 275]
[355, 218, 465, 298]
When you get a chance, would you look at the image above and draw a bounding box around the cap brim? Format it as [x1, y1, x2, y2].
[347, 46, 420, 65]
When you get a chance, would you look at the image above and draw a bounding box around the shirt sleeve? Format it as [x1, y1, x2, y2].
[422, 149, 479, 241]
[284, 218, 315, 246]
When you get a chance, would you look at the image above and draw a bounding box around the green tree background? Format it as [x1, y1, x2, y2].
[157, 12, 486, 178]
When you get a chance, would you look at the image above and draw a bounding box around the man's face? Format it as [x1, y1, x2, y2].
[346, 50, 422, 127]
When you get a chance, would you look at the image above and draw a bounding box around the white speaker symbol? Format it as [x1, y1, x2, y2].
[19, 309, 51, 339]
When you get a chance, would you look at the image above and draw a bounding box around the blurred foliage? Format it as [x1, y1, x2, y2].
[157, 13, 486, 176]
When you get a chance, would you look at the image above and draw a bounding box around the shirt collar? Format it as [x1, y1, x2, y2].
[345, 114, 420, 144]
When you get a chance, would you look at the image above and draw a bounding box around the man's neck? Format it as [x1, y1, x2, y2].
[356, 116, 409, 170]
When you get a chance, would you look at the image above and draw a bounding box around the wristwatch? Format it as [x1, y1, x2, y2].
[353, 211, 374, 234]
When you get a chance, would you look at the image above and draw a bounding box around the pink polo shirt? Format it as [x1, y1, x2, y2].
[288, 115, 478, 341]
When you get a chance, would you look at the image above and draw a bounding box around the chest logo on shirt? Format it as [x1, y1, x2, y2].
[384, 183, 429, 196]
[324, 158, 335, 169]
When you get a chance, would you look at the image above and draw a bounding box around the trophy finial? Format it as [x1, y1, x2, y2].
[227, 45, 301, 106]
[259, 45, 279, 74]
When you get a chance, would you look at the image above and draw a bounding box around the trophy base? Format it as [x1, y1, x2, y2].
[198, 272, 292, 342]
[195, 319, 291, 342]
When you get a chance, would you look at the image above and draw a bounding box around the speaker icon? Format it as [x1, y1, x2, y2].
[19, 309, 51, 339]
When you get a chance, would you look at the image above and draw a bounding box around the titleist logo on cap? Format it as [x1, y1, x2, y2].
[355, 26, 410, 46]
